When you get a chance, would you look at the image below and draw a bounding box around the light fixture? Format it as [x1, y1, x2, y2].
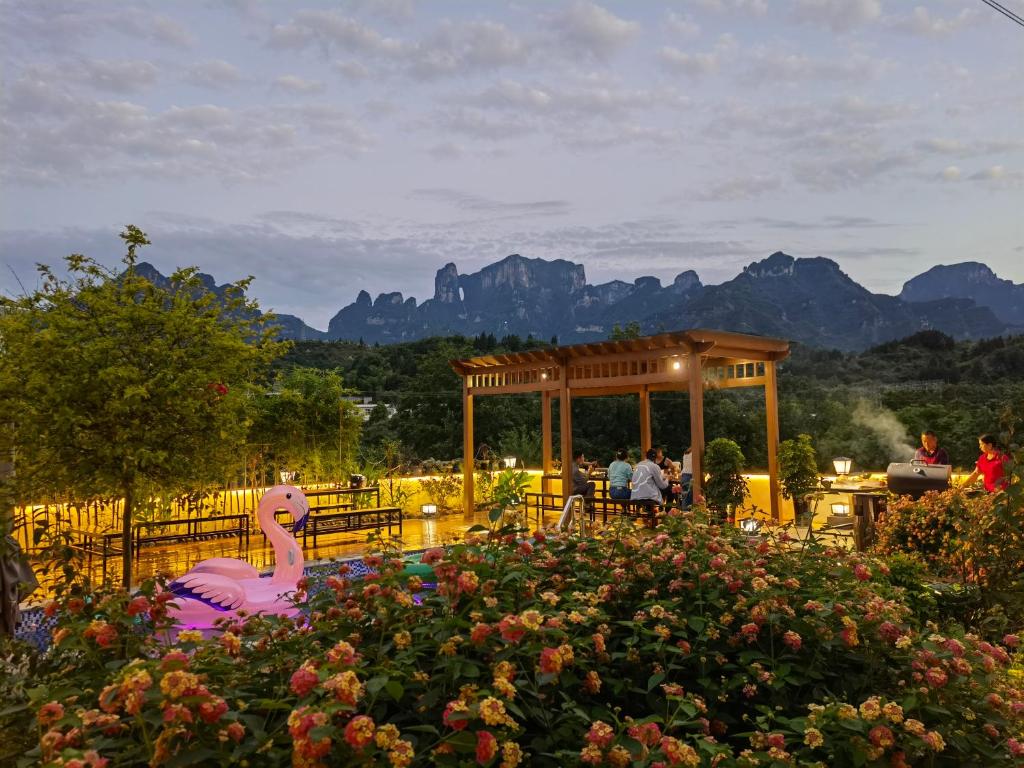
[421, 503, 438, 517]
[672, 360, 681, 370]
[740, 517, 762, 533]
[279, 470, 294, 484]
[541, 372, 548, 380]
[830, 502, 849, 516]
[832, 457, 852, 476]
[503, 456, 517, 469]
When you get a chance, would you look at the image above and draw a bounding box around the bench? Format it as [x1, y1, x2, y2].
[67, 528, 124, 577]
[303, 506, 403, 547]
[525, 492, 662, 527]
[133, 514, 250, 557]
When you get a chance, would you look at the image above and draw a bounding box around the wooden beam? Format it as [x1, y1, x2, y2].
[639, 386, 652, 451]
[688, 350, 705, 503]
[559, 361, 573, 507]
[462, 378, 474, 516]
[468, 381, 560, 397]
[764, 360, 781, 522]
[542, 390, 553, 473]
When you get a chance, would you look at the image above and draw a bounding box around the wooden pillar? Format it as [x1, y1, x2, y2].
[764, 360, 781, 522]
[542, 390, 553, 473]
[688, 351, 705, 502]
[639, 386, 651, 451]
[462, 378, 474, 516]
[559, 365, 573, 505]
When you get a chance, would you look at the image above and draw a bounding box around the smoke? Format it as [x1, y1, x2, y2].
[852, 399, 916, 461]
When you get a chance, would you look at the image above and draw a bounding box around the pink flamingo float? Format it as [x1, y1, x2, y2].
[167, 485, 310, 632]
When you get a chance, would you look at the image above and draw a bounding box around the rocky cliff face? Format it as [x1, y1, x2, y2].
[900, 262, 1024, 327]
[131, 253, 1015, 351]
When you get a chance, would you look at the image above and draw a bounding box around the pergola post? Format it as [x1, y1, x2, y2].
[764, 360, 781, 521]
[639, 386, 651, 452]
[687, 350, 705, 502]
[462, 378, 474, 516]
[559, 363, 573, 505]
[541, 390, 553, 473]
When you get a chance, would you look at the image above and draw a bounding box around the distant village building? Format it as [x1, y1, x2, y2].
[343, 396, 396, 422]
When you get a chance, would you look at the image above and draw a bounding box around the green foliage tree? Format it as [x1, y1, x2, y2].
[609, 321, 642, 340]
[0, 227, 285, 587]
[703, 437, 749, 515]
[777, 433, 820, 523]
[249, 367, 362, 483]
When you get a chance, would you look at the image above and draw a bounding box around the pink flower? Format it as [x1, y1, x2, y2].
[868, 725, 894, 748]
[421, 548, 445, 565]
[344, 715, 375, 750]
[586, 721, 615, 748]
[853, 563, 871, 581]
[1003, 634, 1020, 649]
[924, 667, 948, 689]
[782, 631, 802, 651]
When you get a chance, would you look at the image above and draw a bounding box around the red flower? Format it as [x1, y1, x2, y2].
[289, 663, 319, 697]
[126, 596, 151, 616]
[475, 730, 498, 765]
[343, 715, 375, 750]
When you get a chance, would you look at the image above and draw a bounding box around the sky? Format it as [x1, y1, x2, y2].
[1, 0, 1022, 330]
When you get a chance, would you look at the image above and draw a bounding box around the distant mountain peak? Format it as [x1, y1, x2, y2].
[744, 251, 795, 278]
[900, 262, 1024, 326]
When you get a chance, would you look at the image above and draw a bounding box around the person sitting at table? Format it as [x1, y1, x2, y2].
[680, 446, 693, 507]
[631, 448, 669, 508]
[655, 446, 679, 505]
[571, 450, 596, 498]
[607, 449, 632, 500]
[962, 434, 1012, 493]
[914, 430, 950, 465]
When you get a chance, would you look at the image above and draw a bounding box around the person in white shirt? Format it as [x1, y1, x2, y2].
[630, 448, 669, 504]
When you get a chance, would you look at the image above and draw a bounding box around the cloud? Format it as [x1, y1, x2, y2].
[693, 0, 767, 15]
[268, 10, 403, 55]
[272, 75, 326, 93]
[886, 6, 980, 37]
[664, 11, 701, 40]
[693, 175, 782, 201]
[969, 165, 1024, 186]
[75, 58, 159, 93]
[407, 20, 527, 79]
[738, 49, 891, 85]
[659, 34, 736, 77]
[914, 137, 1024, 157]
[550, 2, 641, 59]
[941, 165, 961, 181]
[790, 0, 882, 32]
[186, 59, 244, 89]
[0, 69, 372, 184]
[409, 189, 570, 217]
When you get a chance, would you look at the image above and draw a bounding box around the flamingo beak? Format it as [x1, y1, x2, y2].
[293, 505, 309, 533]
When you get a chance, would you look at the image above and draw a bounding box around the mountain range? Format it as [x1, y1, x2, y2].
[136, 253, 1024, 351]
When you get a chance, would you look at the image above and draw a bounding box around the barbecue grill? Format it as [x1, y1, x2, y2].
[886, 462, 951, 499]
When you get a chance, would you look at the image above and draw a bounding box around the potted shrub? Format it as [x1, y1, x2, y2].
[703, 437, 748, 521]
[778, 433, 820, 526]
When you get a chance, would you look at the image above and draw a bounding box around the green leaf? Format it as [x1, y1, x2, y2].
[385, 680, 405, 701]
[646, 672, 666, 692]
[488, 507, 504, 523]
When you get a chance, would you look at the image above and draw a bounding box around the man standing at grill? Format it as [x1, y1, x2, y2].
[914, 430, 950, 465]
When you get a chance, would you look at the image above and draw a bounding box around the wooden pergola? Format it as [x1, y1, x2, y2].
[450, 329, 791, 520]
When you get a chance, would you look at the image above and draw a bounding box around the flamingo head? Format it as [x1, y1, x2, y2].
[269, 484, 310, 534]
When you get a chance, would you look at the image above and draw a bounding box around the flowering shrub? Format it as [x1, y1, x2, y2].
[875, 487, 1024, 630]
[11, 510, 1024, 767]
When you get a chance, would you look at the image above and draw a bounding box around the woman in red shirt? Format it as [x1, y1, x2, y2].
[963, 434, 1011, 492]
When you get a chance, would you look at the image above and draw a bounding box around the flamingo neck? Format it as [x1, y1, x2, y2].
[257, 493, 305, 585]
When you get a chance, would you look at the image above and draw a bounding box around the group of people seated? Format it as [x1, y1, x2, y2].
[571, 446, 693, 509]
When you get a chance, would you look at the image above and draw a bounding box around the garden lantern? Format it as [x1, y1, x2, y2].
[832, 457, 852, 476]
[830, 502, 849, 516]
[503, 456, 517, 469]
[421, 503, 438, 517]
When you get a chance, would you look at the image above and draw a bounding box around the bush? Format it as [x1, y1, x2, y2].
[703, 438, 748, 516]
[874, 486, 1024, 631]
[418, 469, 463, 513]
[14, 511, 1024, 767]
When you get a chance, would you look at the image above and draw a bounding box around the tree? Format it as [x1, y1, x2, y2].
[249, 367, 362, 483]
[0, 227, 285, 588]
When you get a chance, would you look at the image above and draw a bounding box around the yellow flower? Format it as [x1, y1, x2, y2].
[393, 631, 412, 649]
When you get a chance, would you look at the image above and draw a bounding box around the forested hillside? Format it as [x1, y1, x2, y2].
[280, 331, 1024, 472]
